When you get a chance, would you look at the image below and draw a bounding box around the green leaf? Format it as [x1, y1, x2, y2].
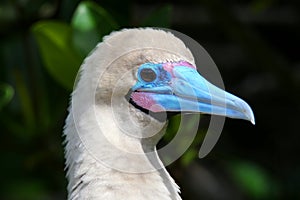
[181, 148, 197, 166]
[141, 5, 173, 28]
[0, 83, 14, 110]
[229, 161, 273, 199]
[71, 1, 119, 56]
[31, 21, 82, 90]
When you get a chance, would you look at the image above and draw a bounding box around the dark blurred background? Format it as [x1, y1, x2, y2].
[1, 0, 299, 199]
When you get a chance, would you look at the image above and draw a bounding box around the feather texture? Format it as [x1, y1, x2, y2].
[64, 28, 194, 199]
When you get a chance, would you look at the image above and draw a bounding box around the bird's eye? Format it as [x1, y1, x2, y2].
[140, 68, 157, 82]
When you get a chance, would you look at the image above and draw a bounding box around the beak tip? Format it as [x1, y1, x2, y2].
[250, 116, 255, 125]
[245, 103, 255, 125]
[233, 97, 255, 125]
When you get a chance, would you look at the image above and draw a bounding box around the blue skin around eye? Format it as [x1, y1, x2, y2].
[133, 63, 171, 91]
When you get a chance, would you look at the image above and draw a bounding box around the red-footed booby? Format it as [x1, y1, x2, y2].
[64, 28, 254, 200]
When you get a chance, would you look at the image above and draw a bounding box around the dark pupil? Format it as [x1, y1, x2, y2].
[140, 68, 156, 82]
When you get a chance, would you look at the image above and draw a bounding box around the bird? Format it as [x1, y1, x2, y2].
[63, 28, 254, 200]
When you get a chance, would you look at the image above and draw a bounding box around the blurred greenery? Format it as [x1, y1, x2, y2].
[0, 83, 14, 110]
[71, 1, 119, 57]
[228, 160, 276, 199]
[1, 0, 299, 199]
[32, 21, 82, 90]
[141, 4, 173, 28]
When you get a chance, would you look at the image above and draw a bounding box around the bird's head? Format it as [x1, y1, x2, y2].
[70, 28, 254, 172]
[75, 28, 254, 142]
[90, 31, 254, 125]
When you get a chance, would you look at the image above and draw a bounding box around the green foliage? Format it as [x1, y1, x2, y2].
[31, 1, 119, 90]
[181, 148, 198, 166]
[0, 83, 14, 110]
[71, 1, 119, 57]
[228, 160, 276, 199]
[32, 21, 82, 90]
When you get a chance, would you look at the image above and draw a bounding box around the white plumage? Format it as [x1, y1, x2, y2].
[64, 28, 194, 200]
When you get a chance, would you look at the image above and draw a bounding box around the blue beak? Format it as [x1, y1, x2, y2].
[131, 63, 255, 124]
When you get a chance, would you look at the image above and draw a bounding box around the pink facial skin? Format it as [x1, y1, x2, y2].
[131, 92, 165, 112]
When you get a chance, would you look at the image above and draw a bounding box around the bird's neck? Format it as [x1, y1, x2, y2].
[64, 105, 181, 200]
